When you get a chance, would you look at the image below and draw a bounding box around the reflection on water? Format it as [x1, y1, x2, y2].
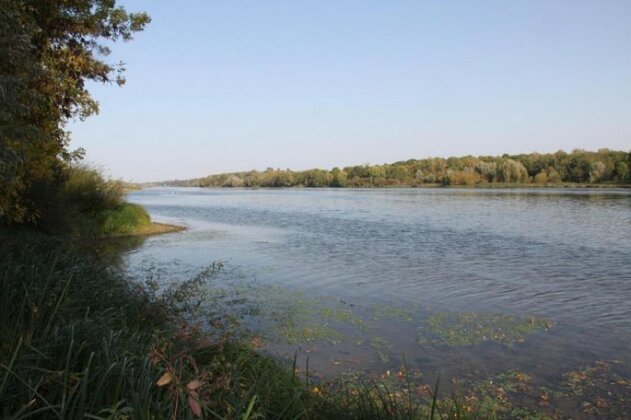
[121, 187, 631, 415]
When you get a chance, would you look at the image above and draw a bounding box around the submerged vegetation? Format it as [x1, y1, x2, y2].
[419, 313, 554, 347]
[162, 149, 631, 188]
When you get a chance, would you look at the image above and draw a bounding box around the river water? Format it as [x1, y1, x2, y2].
[126, 187, 631, 415]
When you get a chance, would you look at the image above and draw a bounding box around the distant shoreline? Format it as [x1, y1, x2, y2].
[138, 149, 630, 190]
[139, 182, 631, 190]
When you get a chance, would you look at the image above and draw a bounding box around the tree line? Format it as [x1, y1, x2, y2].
[165, 149, 630, 188]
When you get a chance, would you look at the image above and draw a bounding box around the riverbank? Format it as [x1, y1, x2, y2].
[0, 230, 321, 418]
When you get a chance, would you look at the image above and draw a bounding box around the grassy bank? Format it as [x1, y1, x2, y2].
[0, 231, 316, 418]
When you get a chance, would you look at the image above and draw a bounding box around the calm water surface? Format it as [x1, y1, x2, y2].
[125, 187, 631, 413]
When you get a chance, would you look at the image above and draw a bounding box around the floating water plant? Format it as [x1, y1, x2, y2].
[418, 312, 554, 346]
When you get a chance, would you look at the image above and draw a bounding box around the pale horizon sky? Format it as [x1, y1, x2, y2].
[69, 0, 631, 182]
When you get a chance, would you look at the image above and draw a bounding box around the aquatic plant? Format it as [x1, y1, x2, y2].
[419, 312, 554, 346]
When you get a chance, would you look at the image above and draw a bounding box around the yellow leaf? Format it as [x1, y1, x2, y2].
[156, 372, 172, 387]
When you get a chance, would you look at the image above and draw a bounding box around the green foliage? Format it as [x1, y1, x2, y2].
[61, 165, 124, 215]
[0, 0, 149, 224]
[615, 161, 628, 181]
[100, 203, 151, 236]
[168, 149, 631, 189]
[30, 164, 150, 237]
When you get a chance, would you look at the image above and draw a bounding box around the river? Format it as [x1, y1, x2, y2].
[126, 187, 631, 416]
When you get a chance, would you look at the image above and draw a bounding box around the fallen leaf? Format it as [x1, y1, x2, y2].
[251, 336, 264, 348]
[189, 395, 202, 417]
[539, 393, 550, 407]
[187, 379, 204, 391]
[515, 372, 530, 382]
[156, 372, 172, 387]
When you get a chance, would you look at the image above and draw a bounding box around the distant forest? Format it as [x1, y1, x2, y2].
[163, 149, 630, 188]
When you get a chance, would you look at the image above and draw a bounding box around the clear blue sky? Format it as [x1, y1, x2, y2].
[69, 0, 631, 182]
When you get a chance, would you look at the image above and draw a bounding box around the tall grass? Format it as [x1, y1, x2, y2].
[29, 164, 151, 237]
[0, 232, 169, 418]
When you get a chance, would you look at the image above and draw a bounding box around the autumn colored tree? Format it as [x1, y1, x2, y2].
[0, 0, 149, 223]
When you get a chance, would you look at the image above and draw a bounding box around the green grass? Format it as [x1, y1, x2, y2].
[0, 232, 162, 418]
[100, 202, 152, 236]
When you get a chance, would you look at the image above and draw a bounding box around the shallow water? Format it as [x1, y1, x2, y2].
[125, 187, 631, 415]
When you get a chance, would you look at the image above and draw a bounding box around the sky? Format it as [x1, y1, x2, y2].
[68, 0, 631, 182]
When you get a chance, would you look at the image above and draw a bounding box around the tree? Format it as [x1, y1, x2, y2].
[534, 169, 548, 185]
[0, 0, 149, 224]
[589, 161, 606, 183]
[222, 175, 244, 187]
[547, 167, 562, 183]
[330, 167, 348, 187]
[500, 159, 529, 183]
[615, 161, 628, 181]
[476, 161, 496, 182]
